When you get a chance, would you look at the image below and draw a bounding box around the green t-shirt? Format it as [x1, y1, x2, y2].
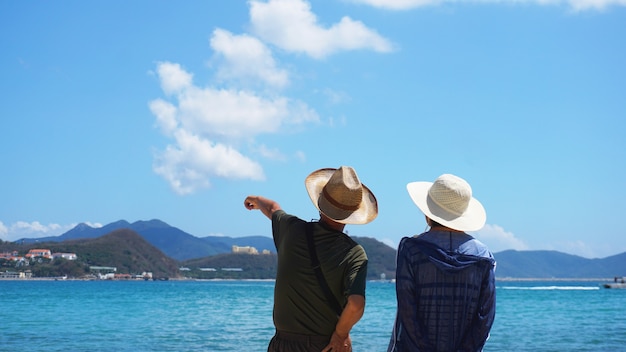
[271, 210, 368, 336]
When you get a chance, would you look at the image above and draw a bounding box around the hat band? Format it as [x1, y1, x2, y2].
[322, 187, 360, 211]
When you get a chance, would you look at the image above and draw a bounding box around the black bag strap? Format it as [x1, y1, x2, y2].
[305, 222, 343, 317]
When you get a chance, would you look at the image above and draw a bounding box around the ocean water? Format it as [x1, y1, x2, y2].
[1, 279, 625, 351]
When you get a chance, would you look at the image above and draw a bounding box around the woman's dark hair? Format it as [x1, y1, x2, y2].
[427, 218, 444, 228]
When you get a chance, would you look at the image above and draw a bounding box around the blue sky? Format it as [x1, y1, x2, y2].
[1, 0, 625, 259]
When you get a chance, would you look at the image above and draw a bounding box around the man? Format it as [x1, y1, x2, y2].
[244, 166, 378, 352]
[388, 174, 496, 352]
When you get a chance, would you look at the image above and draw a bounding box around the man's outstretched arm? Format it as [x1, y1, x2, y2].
[244, 195, 282, 220]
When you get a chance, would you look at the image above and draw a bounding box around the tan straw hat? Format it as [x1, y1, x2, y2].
[305, 166, 378, 225]
[407, 174, 486, 232]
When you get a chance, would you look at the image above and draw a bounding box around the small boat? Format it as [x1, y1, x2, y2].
[601, 277, 626, 289]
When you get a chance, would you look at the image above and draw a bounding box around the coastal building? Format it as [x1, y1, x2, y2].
[232, 245, 259, 255]
[89, 266, 117, 274]
[0, 251, 19, 260]
[114, 273, 132, 280]
[0, 270, 32, 279]
[221, 268, 243, 272]
[25, 249, 52, 259]
[52, 252, 77, 260]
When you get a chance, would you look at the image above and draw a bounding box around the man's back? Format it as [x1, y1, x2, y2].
[272, 210, 368, 336]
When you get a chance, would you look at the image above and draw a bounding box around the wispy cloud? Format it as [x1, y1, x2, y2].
[472, 223, 529, 253]
[566, 0, 626, 11]
[253, 144, 288, 161]
[0, 221, 7, 238]
[249, 0, 394, 59]
[149, 0, 393, 195]
[151, 62, 314, 140]
[210, 29, 289, 89]
[347, 0, 626, 11]
[149, 58, 318, 194]
[149, 0, 391, 195]
[475, 224, 616, 258]
[152, 128, 267, 195]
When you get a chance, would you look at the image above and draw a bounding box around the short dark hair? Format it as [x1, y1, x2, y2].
[427, 217, 444, 228]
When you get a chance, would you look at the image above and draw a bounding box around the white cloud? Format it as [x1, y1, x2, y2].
[210, 29, 289, 88]
[346, 0, 436, 10]
[14, 221, 60, 233]
[254, 144, 288, 161]
[156, 62, 193, 95]
[294, 150, 307, 162]
[320, 88, 351, 104]
[471, 223, 529, 253]
[149, 99, 178, 136]
[568, 0, 626, 11]
[347, 0, 626, 11]
[153, 0, 399, 194]
[151, 62, 306, 141]
[176, 86, 306, 140]
[551, 240, 597, 258]
[473, 226, 618, 258]
[540, 239, 620, 259]
[153, 129, 266, 195]
[149, 60, 319, 194]
[0, 221, 102, 242]
[328, 115, 348, 128]
[249, 0, 394, 59]
[82, 222, 104, 229]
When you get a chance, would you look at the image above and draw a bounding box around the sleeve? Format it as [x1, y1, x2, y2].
[271, 210, 288, 250]
[462, 258, 496, 352]
[391, 238, 427, 350]
[346, 245, 368, 298]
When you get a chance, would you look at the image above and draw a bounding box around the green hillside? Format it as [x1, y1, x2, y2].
[178, 236, 397, 280]
[0, 229, 180, 278]
[4, 221, 625, 280]
[354, 236, 397, 280]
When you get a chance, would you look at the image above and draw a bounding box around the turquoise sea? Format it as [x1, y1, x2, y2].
[1, 279, 625, 351]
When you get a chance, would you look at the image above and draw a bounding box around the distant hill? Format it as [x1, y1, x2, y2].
[494, 250, 626, 279]
[16, 219, 275, 261]
[9, 219, 626, 279]
[69, 229, 180, 278]
[354, 237, 397, 280]
[1, 229, 180, 278]
[178, 236, 397, 281]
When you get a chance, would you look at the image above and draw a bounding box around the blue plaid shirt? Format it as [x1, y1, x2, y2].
[388, 230, 496, 352]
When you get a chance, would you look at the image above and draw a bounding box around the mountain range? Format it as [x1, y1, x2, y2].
[18, 219, 275, 261]
[12, 219, 626, 279]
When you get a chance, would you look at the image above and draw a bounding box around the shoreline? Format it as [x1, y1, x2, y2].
[0, 277, 277, 282]
[1, 277, 615, 282]
[496, 277, 613, 282]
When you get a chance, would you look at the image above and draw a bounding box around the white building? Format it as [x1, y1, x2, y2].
[232, 245, 258, 255]
[52, 253, 77, 260]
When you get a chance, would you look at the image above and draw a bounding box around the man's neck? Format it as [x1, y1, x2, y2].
[320, 216, 345, 232]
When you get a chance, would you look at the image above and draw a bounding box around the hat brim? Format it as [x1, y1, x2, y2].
[407, 181, 486, 232]
[305, 168, 378, 225]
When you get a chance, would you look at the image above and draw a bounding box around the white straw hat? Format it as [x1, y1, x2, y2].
[407, 174, 486, 232]
[305, 166, 378, 225]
